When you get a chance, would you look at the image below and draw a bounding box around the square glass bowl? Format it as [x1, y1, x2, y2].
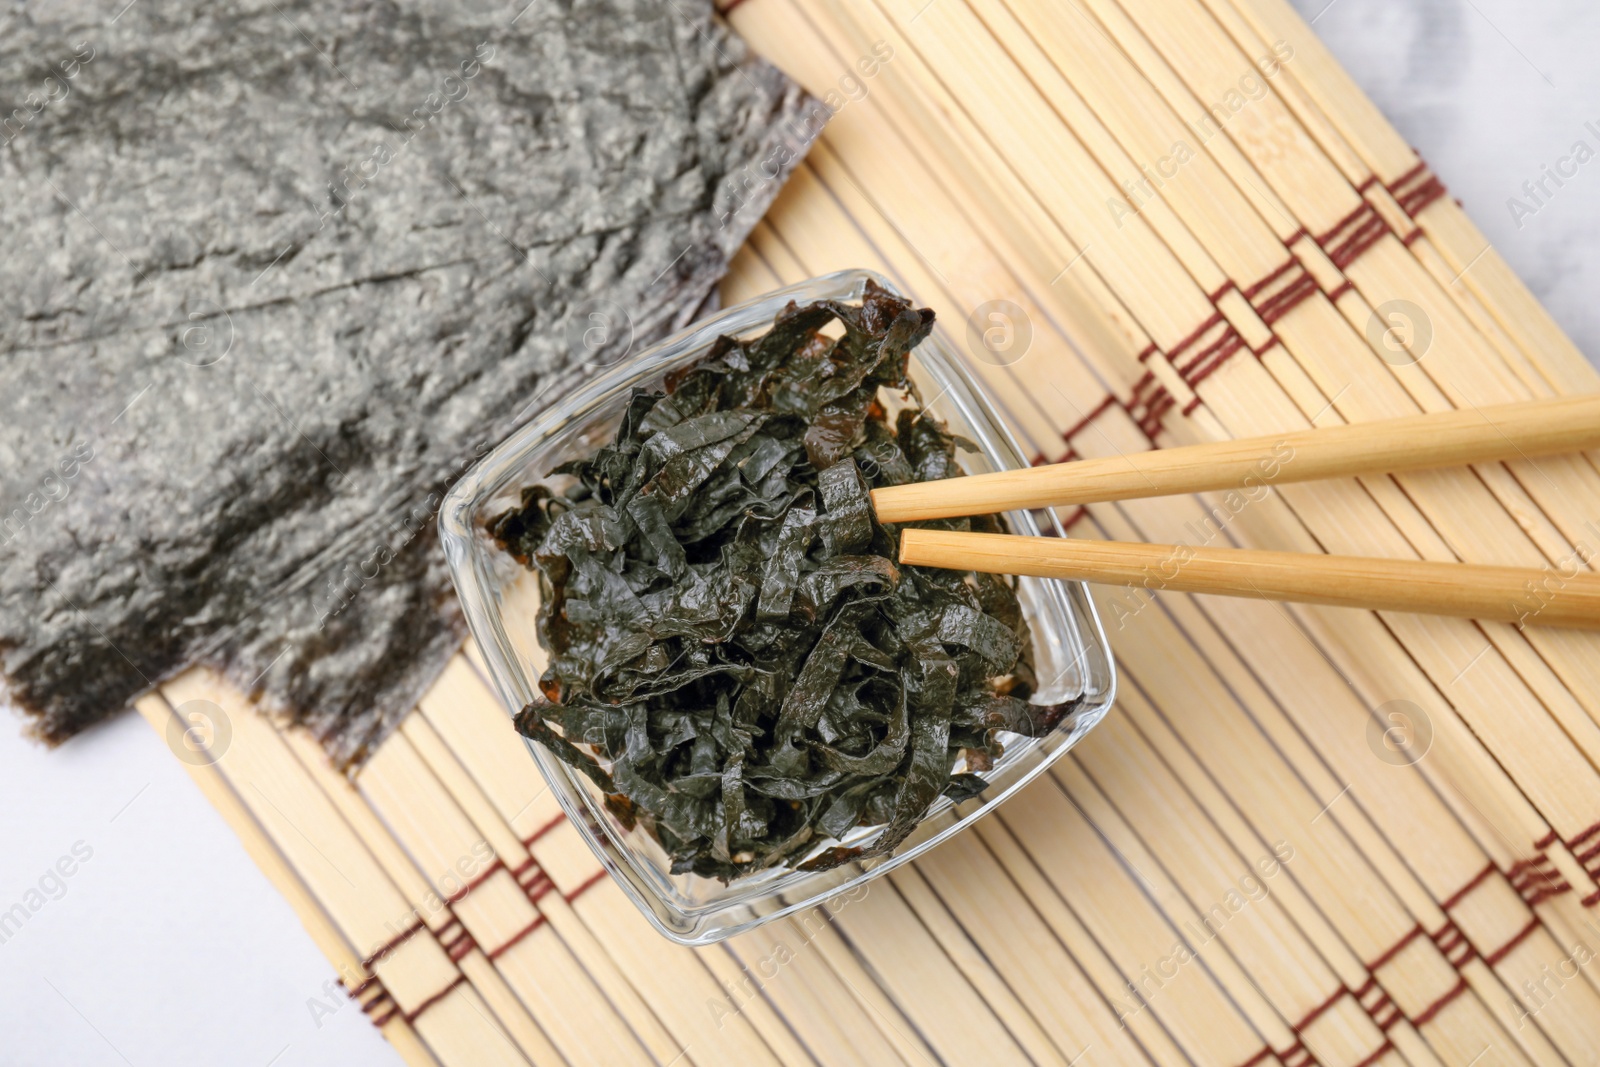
[439, 268, 1116, 944]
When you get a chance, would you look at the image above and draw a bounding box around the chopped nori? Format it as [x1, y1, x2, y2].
[492, 281, 1082, 881]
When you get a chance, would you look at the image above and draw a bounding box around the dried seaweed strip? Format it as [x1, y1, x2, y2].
[757, 506, 817, 619]
[495, 282, 1083, 879]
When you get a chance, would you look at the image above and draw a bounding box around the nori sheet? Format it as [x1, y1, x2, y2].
[0, 0, 823, 766]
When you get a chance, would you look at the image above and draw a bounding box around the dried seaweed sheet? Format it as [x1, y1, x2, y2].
[0, 0, 822, 766]
[497, 284, 1082, 880]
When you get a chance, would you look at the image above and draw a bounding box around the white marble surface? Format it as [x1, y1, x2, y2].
[1293, 0, 1600, 367]
[0, 712, 400, 1067]
[4, 4, 1598, 1066]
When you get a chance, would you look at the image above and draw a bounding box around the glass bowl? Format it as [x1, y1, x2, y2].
[439, 269, 1116, 944]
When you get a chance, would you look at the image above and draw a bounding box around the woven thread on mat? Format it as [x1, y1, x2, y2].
[1387, 160, 1449, 219]
[1243, 258, 1319, 327]
[1354, 978, 1401, 1031]
[1507, 853, 1570, 907]
[1317, 201, 1391, 270]
[1125, 371, 1176, 440]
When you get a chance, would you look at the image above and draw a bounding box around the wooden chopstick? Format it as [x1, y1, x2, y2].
[870, 394, 1600, 523]
[899, 529, 1600, 629]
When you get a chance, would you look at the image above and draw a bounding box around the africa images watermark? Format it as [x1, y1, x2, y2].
[0, 42, 95, 146]
[1108, 40, 1295, 228]
[1112, 841, 1296, 1029]
[1101, 440, 1296, 631]
[1366, 699, 1433, 767]
[965, 299, 1034, 367]
[1506, 523, 1599, 629]
[1507, 916, 1600, 1031]
[0, 841, 95, 948]
[311, 42, 496, 229]
[312, 441, 494, 629]
[1365, 299, 1432, 367]
[307, 839, 498, 1028]
[706, 882, 870, 1029]
[716, 40, 896, 231]
[165, 699, 233, 766]
[1505, 118, 1600, 231]
[1, 441, 97, 548]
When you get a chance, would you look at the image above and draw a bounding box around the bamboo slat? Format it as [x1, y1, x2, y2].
[1066, 0, 1600, 912]
[155, 673, 534, 1067]
[742, 187, 1331, 1062]
[416, 653, 943, 1067]
[1071, 702, 1541, 1067]
[132, 697, 441, 1067]
[732, 8, 1600, 1062]
[729, 37, 1600, 1055]
[1032, 0, 1600, 702]
[1052, 752, 1392, 1067]
[277, 727, 570, 1067]
[905, 835, 1175, 1066]
[736, 223, 1286, 1062]
[357, 732, 652, 1067]
[713, 904, 916, 1067]
[774, 0, 1600, 824]
[1074, 503, 1576, 1066]
[415, 660, 813, 1067]
[119, 1, 1600, 1063]
[1212, 0, 1600, 399]
[745, 0, 1574, 899]
[777, 0, 1600, 883]
[880, 0, 1600, 798]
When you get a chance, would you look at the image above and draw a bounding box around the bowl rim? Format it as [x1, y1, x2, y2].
[439, 268, 1117, 943]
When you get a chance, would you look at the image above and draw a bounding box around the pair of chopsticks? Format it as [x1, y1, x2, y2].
[878, 395, 1600, 630]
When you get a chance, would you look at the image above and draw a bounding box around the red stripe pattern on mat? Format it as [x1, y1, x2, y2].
[1317, 201, 1390, 270]
[1124, 371, 1175, 440]
[1388, 159, 1449, 219]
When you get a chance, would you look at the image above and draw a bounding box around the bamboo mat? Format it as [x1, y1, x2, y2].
[134, 0, 1600, 1064]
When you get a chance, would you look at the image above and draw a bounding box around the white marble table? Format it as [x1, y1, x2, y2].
[1293, 0, 1600, 368]
[3, 5, 1596, 1064]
